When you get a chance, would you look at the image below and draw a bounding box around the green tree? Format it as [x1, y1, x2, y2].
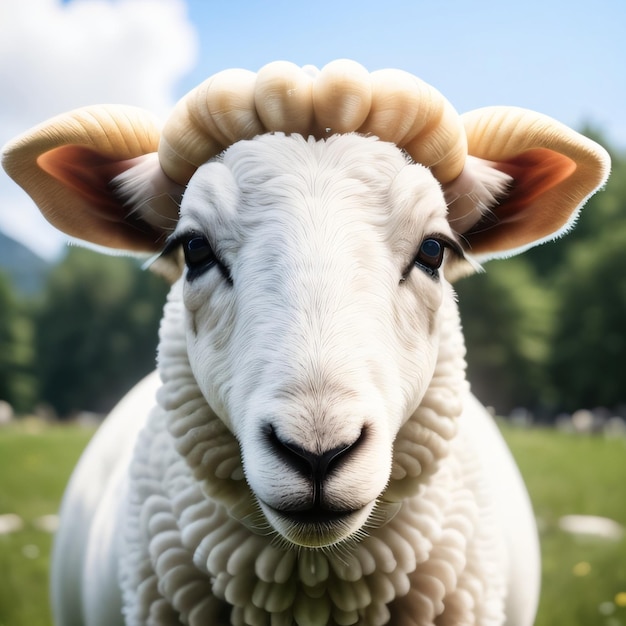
[0, 270, 36, 412]
[548, 222, 626, 412]
[542, 142, 626, 412]
[457, 135, 626, 417]
[34, 248, 169, 417]
[457, 131, 626, 413]
[456, 257, 555, 415]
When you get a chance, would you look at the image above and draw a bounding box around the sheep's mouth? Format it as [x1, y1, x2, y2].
[269, 503, 358, 525]
[259, 500, 375, 548]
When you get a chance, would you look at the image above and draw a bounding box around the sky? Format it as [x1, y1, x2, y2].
[1, 0, 624, 260]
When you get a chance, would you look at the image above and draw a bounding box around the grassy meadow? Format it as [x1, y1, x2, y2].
[0, 420, 625, 626]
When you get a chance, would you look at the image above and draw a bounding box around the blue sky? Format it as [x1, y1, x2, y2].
[180, 0, 625, 143]
[2, 0, 625, 258]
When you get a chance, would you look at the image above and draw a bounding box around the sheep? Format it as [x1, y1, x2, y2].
[2, 60, 610, 626]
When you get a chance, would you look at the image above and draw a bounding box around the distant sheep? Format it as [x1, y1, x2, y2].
[2, 60, 609, 626]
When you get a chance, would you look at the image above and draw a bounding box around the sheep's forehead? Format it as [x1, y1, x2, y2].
[181, 134, 449, 246]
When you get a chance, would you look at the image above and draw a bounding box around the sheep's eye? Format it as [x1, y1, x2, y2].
[414, 238, 445, 278]
[183, 235, 216, 277]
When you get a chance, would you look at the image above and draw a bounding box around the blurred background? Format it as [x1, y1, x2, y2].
[0, 1, 625, 625]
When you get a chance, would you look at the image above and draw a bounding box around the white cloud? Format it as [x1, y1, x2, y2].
[0, 0, 197, 260]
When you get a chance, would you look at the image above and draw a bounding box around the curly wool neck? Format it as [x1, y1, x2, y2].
[119, 280, 500, 626]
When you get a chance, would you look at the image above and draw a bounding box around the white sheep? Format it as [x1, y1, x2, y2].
[2, 60, 610, 626]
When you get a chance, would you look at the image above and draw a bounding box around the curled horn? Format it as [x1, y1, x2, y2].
[311, 59, 373, 133]
[360, 69, 466, 183]
[255, 61, 315, 134]
[158, 60, 467, 186]
[158, 68, 265, 184]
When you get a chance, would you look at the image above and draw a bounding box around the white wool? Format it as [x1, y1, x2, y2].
[117, 280, 504, 625]
[52, 134, 539, 626]
[443, 156, 513, 237]
[112, 152, 184, 233]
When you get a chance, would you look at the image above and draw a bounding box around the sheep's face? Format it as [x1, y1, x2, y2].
[171, 134, 462, 548]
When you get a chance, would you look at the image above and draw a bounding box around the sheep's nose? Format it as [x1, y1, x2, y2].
[266, 425, 365, 493]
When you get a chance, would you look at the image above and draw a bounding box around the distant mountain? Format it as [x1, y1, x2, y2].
[0, 232, 52, 294]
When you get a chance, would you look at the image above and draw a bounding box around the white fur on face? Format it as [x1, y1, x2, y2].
[173, 134, 458, 547]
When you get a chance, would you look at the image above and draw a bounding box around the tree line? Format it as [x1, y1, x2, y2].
[0, 251, 169, 417]
[1, 131, 624, 420]
[457, 130, 626, 417]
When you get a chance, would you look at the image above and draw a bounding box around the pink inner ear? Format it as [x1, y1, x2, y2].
[492, 148, 577, 223]
[463, 147, 580, 255]
[37, 146, 138, 223]
[36, 145, 163, 250]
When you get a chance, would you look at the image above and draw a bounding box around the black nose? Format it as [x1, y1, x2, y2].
[266, 424, 365, 501]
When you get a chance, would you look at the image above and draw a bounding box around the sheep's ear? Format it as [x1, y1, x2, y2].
[443, 106, 611, 259]
[1, 105, 183, 254]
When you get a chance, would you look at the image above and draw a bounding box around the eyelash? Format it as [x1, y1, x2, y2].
[161, 230, 464, 285]
[162, 232, 232, 283]
[403, 234, 464, 282]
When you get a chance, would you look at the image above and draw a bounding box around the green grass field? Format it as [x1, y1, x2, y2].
[0, 420, 625, 625]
